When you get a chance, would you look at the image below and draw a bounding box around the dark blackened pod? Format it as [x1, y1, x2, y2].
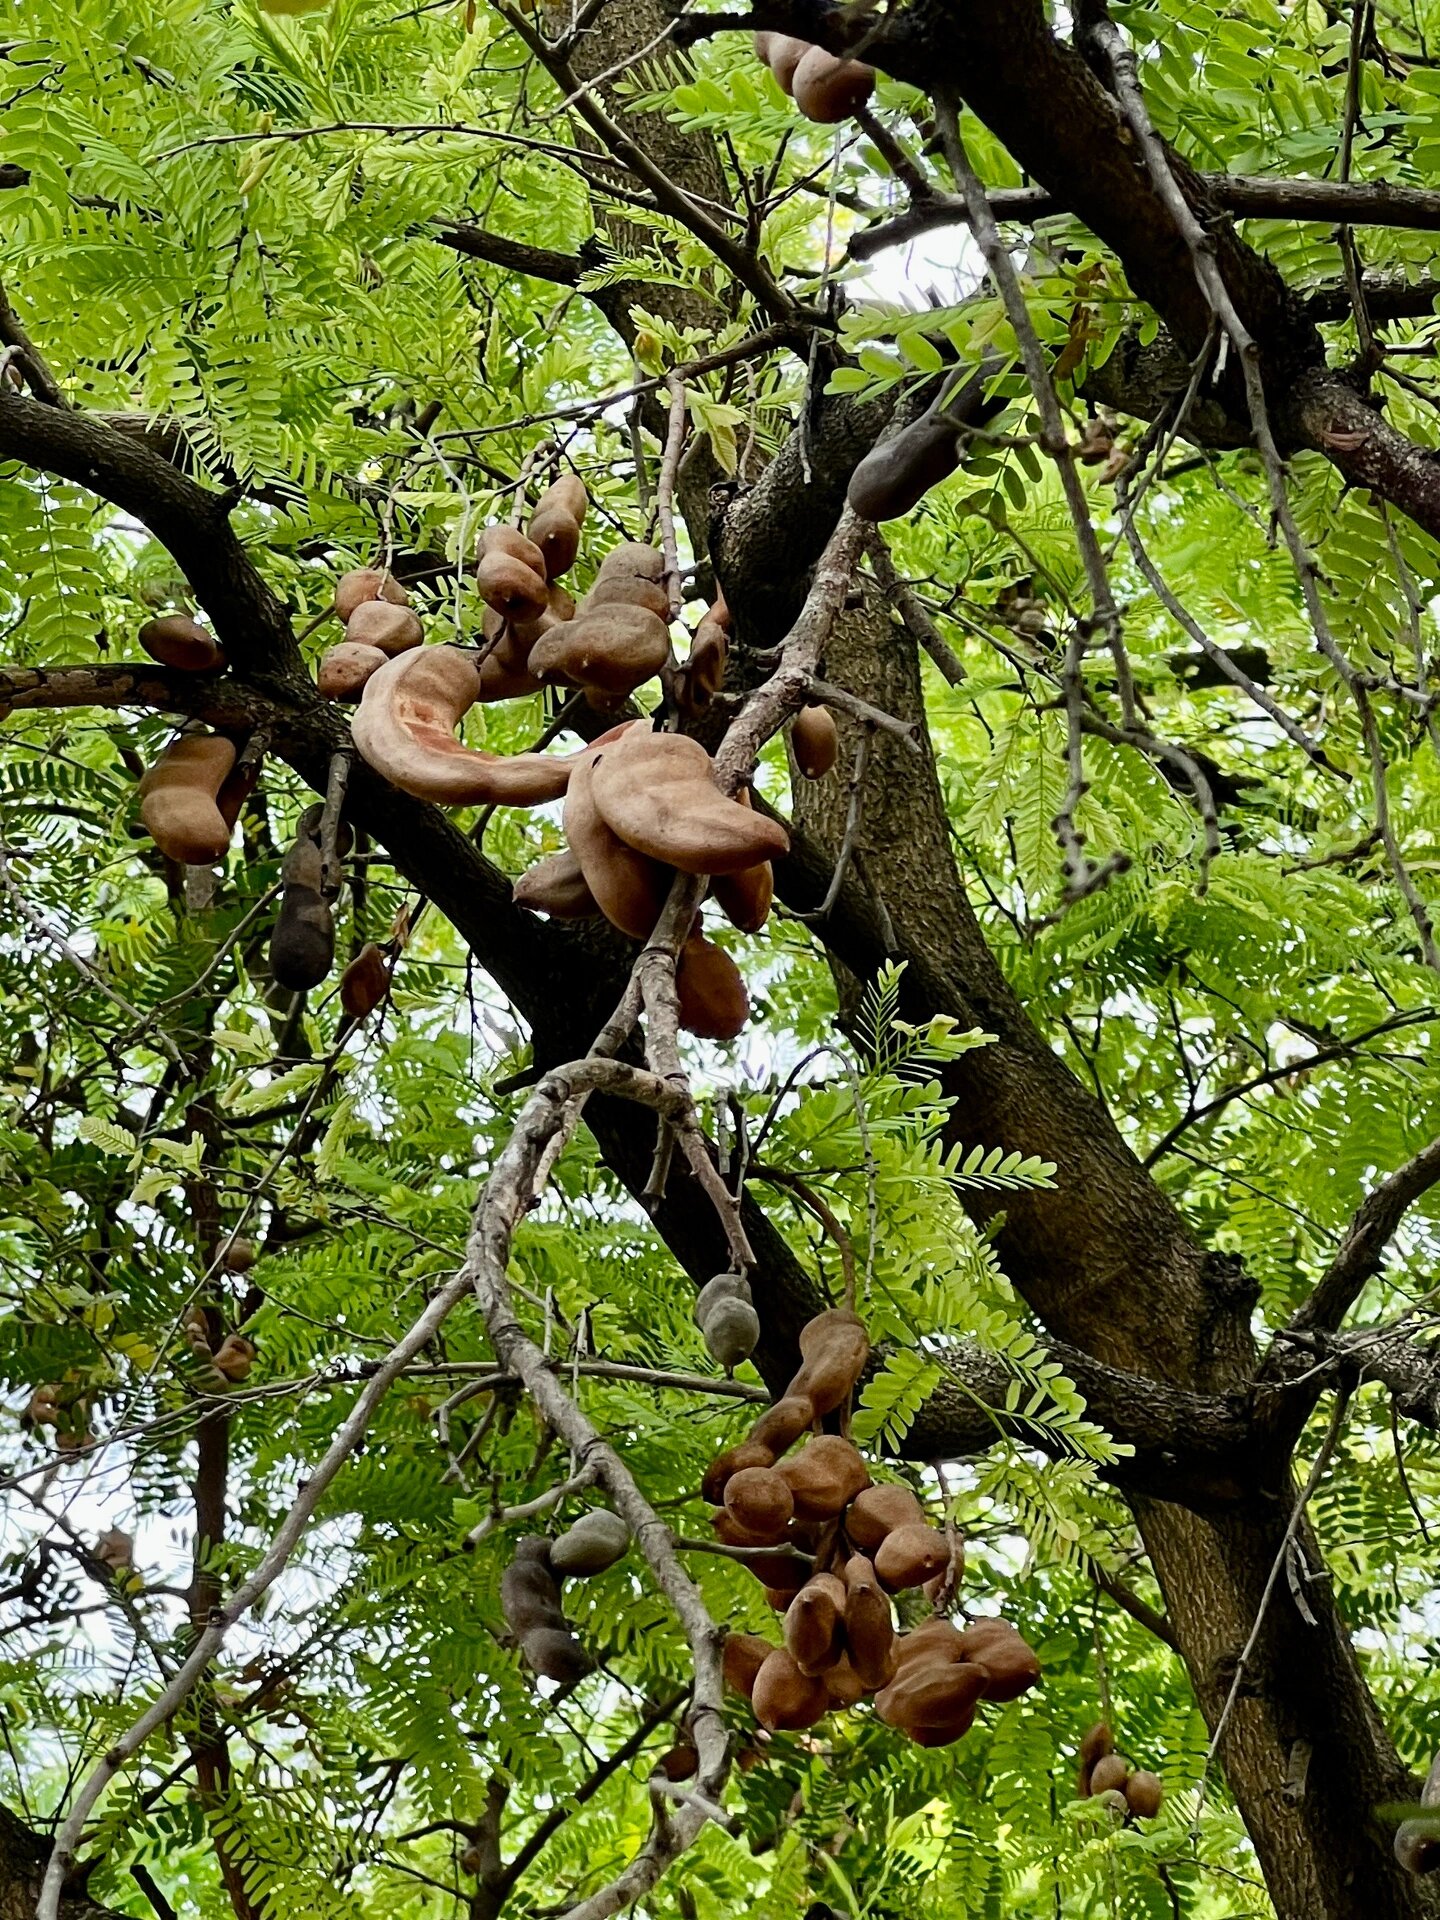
[501, 1537, 595, 1682]
[847, 410, 963, 522]
[270, 887, 335, 991]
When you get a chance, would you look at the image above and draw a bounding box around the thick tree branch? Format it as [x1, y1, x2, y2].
[1291, 1133, 1440, 1336]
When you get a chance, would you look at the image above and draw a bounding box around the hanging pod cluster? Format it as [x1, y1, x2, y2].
[753, 31, 875, 122]
[1076, 1721, 1164, 1820]
[704, 1308, 1039, 1744]
[499, 1508, 631, 1685]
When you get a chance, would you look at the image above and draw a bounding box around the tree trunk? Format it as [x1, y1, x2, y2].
[0, 1806, 127, 1920]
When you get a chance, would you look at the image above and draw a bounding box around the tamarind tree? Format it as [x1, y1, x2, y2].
[8, 0, 1440, 1912]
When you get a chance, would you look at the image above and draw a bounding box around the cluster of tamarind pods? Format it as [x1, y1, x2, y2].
[1076, 1720, 1163, 1820]
[500, 1508, 632, 1683]
[705, 1306, 1041, 1744]
[752, 31, 875, 124]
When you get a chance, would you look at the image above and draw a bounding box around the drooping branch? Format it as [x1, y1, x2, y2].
[1291, 1132, 1440, 1336]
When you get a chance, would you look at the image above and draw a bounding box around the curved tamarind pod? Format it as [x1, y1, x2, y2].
[513, 847, 600, 920]
[522, 1626, 596, 1683]
[580, 572, 672, 620]
[270, 886, 334, 990]
[563, 751, 670, 939]
[352, 646, 581, 805]
[340, 942, 391, 1019]
[484, 584, 576, 657]
[595, 540, 665, 583]
[501, 1538, 595, 1681]
[784, 1572, 847, 1676]
[755, 30, 810, 92]
[702, 1294, 761, 1365]
[843, 1555, 896, 1689]
[723, 1631, 774, 1700]
[335, 568, 407, 622]
[527, 475, 588, 580]
[956, 1617, 1039, 1702]
[319, 642, 387, 701]
[786, 1308, 870, 1418]
[1124, 1771, 1163, 1819]
[655, 1740, 699, 1782]
[824, 1654, 867, 1709]
[792, 704, 839, 779]
[778, 1436, 871, 1523]
[477, 650, 547, 703]
[590, 727, 790, 875]
[874, 1523, 952, 1592]
[712, 860, 773, 935]
[894, 1618, 968, 1665]
[791, 45, 875, 121]
[748, 1394, 815, 1459]
[1088, 1754, 1131, 1796]
[281, 833, 324, 891]
[676, 613, 729, 717]
[211, 1334, 256, 1382]
[845, 1483, 926, 1553]
[138, 614, 225, 672]
[549, 1509, 630, 1576]
[528, 605, 671, 701]
[139, 735, 237, 864]
[712, 1506, 774, 1548]
[1077, 1720, 1113, 1797]
[477, 527, 548, 622]
[724, 1465, 795, 1541]
[344, 600, 423, 656]
[874, 1656, 988, 1736]
[848, 409, 962, 522]
[677, 933, 750, 1041]
[752, 1647, 830, 1732]
[701, 1439, 775, 1506]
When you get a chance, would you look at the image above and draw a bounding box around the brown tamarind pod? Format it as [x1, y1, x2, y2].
[955, 1617, 1040, 1702]
[219, 1235, 256, 1273]
[138, 614, 225, 673]
[595, 540, 665, 585]
[655, 1740, 699, 1782]
[845, 1483, 927, 1552]
[94, 1527, 134, 1573]
[1088, 1754, 1130, 1796]
[527, 475, 588, 580]
[580, 571, 672, 620]
[318, 641, 387, 700]
[749, 1552, 813, 1599]
[353, 645, 585, 805]
[724, 1465, 795, 1542]
[893, 1618, 967, 1665]
[676, 614, 729, 717]
[590, 727, 790, 876]
[281, 832, 324, 891]
[723, 1631, 774, 1700]
[792, 704, 839, 780]
[1078, 1721, 1113, 1779]
[345, 600, 423, 656]
[787, 1309, 870, 1418]
[476, 527, 549, 623]
[26, 1385, 61, 1427]
[755, 30, 810, 93]
[778, 1436, 871, 1523]
[335, 568, 407, 622]
[677, 933, 750, 1042]
[215, 750, 263, 835]
[842, 1555, 895, 1689]
[1124, 1770, 1163, 1819]
[563, 748, 670, 940]
[790, 45, 875, 122]
[211, 1334, 256, 1382]
[752, 1647, 830, 1732]
[748, 1394, 815, 1459]
[270, 886, 335, 991]
[847, 410, 963, 522]
[528, 604, 671, 702]
[710, 796, 774, 934]
[874, 1523, 951, 1592]
[139, 735, 237, 865]
[712, 1506, 772, 1548]
[701, 1439, 776, 1506]
[874, 1657, 988, 1739]
[824, 1654, 867, 1709]
[485, 582, 578, 655]
[1395, 1819, 1440, 1877]
[513, 847, 601, 921]
[783, 1572, 847, 1676]
[340, 942, 391, 1019]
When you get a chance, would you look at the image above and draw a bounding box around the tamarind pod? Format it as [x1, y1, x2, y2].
[1395, 1820, 1440, 1877]
[211, 1334, 255, 1382]
[758, 31, 810, 92]
[563, 751, 670, 939]
[1076, 1720, 1112, 1796]
[485, 584, 578, 658]
[335, 568, 407, 622]
[549, 1509, 630, 1576]
[905, 1708, 980, 1749]
[219, 1236, 256, 1273]
[788, 1308, 870, 1417]
[139, 734, 237, 864]
[281, 834, 324, 891]
[527, 475, 588, 580]
[956, 1617, 1040, 1702]
[845, 1483, 927, 1553]
[138, 614, 225, 673]
[580, 573, 672, 620]
[712, 1506, 774, 1548]
[295, 802, 353, 858]
[655, 1740, 699, 1782]
[724, 1465, 795, 1542]
[477, 527, 549, 622]
[589, 728, 790, 875]
[1088, 1754, 1131, 1796]
[318, 641, 387, 700]
[778, 1436, 871, 1523]
[270, 885, 335, 990]
[748, 1394, 815, 1459]
[476, 650, 547, 702]
[694, 1271, 751, 1326]
[521, 1625, 595, 1683]
[677, 933, 750, 1041]
[216, 751, 263, 833]
[749, 1553, 813, 1599]
[340, 942, 391, 1019]
[26, 1386, 61, 1426]
[847, 411, 962, 522]
[752, 1647, 830, 1732]
[874, 1523, 951, 1592]
[513, 848, 601, 920]
[701, 1439, 776, 1506]
[344, 600, 424, 656]
[676, 615, 728, 716]
[790, 45, 875, 121]
[1124, 1771, 1163, 1819]
[595, 540, 665, 582]
[352, 646, 582, 805]
[792, 704, 839, 780]
[824, 1654, 867, 1709]
[893, 1619, 968, 1666]
[783, 1572, 847, 1677]
[702, 1294, 761, 1365]
[711, 861, 773, 934]
[95, 1527, 134, 1573]
[842, 1555, 896, 1689]
[723, 1631, 774, 1700]
[874, 1658, 988, 1733]
[529, 605, 671, 700]
[501, 1539, 565, 1637]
